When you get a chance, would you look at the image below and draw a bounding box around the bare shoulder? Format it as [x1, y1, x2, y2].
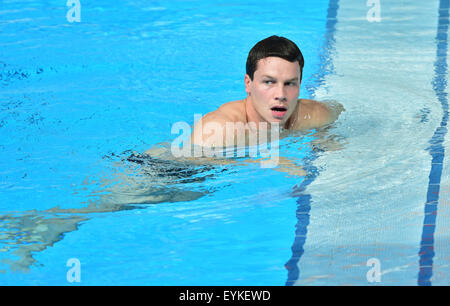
[191, 100, 245, 146]
[196, 100, 245, 125]
[294, 99, 344, 129]
[216, 100, 246, 121]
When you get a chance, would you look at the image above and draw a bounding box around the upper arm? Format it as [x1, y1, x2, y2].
[190, 113, 229, 147]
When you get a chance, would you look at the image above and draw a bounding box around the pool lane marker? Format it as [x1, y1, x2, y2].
[285, 0, 340, 286]
[418, 0, 450, 286]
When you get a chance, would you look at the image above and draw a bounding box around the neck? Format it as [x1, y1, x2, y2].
[284, 101, 299, 129]
[244, 96, 260, 124]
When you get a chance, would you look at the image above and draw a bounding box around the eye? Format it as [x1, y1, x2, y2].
[263, 80, 275, 85]
[286, 82, 297, 86]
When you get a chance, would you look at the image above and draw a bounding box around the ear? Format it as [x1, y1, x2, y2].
[244, 74, 252, 96]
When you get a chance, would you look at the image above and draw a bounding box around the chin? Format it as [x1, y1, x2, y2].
[267, 117, 285, 125]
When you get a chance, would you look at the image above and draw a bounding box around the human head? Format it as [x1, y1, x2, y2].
[244, 36, 304, 126]
[246, 35, 304, 82]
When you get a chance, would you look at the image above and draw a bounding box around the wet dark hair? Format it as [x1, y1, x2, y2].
[246, 35, 304, 81]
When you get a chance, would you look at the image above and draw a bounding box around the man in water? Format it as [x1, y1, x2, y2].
[191, 35, 343, 147]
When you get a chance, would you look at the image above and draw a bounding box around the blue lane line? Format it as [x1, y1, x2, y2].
[417, 0, 449, 286]
[285, 0, 340, 286]
[284, 154, 321, 285]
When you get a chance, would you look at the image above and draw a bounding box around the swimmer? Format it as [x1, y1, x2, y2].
[0, 38, 346, 272]
[144, 35, 345, 174]
[190, 35, 344, 148]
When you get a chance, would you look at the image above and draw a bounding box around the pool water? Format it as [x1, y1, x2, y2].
[0, 0, 449, 285]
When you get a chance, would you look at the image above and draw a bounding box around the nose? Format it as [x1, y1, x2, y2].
[274, 84, 287, 102]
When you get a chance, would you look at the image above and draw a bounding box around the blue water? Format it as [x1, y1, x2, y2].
[1, 0, 449, 285]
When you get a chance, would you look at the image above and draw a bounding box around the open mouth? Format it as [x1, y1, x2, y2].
[270, 106, 288, 118]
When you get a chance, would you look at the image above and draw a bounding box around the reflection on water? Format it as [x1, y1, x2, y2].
[0, 124, 346, 273]
[0, 151, 220, 272]
[0, 213, 87, 272]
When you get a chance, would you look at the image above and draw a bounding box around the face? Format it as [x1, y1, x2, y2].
[245, 56, 301, 125]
